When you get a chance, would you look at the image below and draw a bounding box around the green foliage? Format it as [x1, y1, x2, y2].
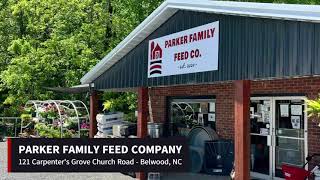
[23, 106, 35, 114]
[34, 123, 61, 138]
[102, 92, 137, 122]
[229, 0, 319, 4]
[63, 118, 78, 130]
[80, 129, 89, 138]
[0, 0, 317, 117]
[307, 99, 320, 118]
[102, 92, 137, 113]
[306, 97, 320, 127]
[0, 0, 162, 116]
[34, 122, 77, 138]
[20, 113, 32, 126]
[124, 111, 137, 123]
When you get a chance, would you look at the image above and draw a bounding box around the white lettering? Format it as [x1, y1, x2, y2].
[19, 145, 60, 154]
[19, 146, 25, 154]
[131, 145, 182, 154]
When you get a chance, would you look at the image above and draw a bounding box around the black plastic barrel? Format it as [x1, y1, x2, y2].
[203, 139, 234, 175]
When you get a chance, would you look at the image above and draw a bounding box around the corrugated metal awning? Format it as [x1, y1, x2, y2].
[81, 0, 320, 85]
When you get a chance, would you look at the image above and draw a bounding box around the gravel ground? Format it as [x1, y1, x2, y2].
[0, 141, 134, 180]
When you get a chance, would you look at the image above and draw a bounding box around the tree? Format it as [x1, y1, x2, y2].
[1, 0, 107, 115]
[0, 0, 163, 116]
[0, 0, 317, 116]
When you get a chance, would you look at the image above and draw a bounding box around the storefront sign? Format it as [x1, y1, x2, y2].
[148, 21, 219, 78]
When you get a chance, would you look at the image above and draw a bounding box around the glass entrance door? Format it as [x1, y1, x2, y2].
[274, 98, 306, 178]
[250, 97, 307, 180]
[250, 98, 272, 179]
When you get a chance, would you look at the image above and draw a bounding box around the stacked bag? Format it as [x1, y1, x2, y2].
[94, 112, 124, 138]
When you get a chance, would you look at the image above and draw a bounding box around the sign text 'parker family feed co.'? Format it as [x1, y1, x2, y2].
[148, 21, 219, 78]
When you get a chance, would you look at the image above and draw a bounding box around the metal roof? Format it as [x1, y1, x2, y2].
[81, 0, 320, 85]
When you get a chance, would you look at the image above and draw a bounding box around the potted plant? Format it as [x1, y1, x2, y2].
[103, 100, 115, 113]
[35, 123, 61, 138]
[24, 106, 36, 117]
[21, 114, 32, 127]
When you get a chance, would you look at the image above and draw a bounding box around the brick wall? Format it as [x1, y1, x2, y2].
[149, 82, 235, 139]
[149, 76, 320, 163]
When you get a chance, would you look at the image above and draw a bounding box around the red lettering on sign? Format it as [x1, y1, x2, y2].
[174, 51, 189, 61]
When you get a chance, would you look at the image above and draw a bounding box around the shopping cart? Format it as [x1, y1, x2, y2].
[282, 154, 320, 180]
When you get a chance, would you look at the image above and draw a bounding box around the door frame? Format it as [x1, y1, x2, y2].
[250, 96, 308, 180]
[250, 96, 273, 180]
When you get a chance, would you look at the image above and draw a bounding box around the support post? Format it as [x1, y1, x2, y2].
[89, 90, 98, 138]
[137, 87, 149, 138]
[234, 80, 251, 180]
[136, 87, 148, 180]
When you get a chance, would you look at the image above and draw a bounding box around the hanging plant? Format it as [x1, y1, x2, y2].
[306, 96, 320, 127]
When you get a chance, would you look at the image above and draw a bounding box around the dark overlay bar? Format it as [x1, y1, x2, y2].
[8, 138, 189, 172]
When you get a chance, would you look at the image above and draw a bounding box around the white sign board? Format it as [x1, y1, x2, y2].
[148, 21, 219, 78]
[208, 113, 215, 122]
[280, 104, 289, 117]
[291, 105, 302, 116]
[291, 116, 301, 129]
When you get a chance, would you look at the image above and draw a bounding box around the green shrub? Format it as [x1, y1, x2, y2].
[307, 97, 320, 127]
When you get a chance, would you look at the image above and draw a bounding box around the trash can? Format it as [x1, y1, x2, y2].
[203, 139, 234, 175]
[147, 122, 163, 138]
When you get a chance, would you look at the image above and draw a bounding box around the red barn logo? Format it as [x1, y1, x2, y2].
[149, 41, 162, 76]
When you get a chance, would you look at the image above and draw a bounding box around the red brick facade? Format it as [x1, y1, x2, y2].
[149, 76, 320, 162]
[149, 82, 235, 139]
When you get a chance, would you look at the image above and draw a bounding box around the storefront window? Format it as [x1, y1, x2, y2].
[169, 98, 216, 137]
